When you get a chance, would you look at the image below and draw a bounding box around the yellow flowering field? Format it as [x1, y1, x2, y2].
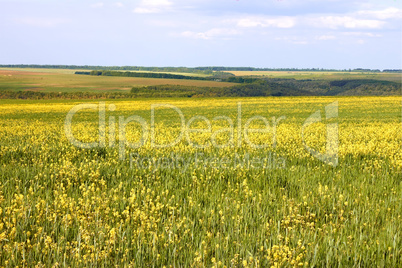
[0, 96, 401, 267]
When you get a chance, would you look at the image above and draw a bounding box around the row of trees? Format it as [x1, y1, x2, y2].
[76, 70, 237, 82]
[383, 69, 402, 73]
[86, 70, 209, 81]
[0, 65, 213, 75]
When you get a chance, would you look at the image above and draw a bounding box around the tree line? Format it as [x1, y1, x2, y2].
[129, 78, 401, 98]
[76, 70, 240, 82]
[2, 64, 400, 73]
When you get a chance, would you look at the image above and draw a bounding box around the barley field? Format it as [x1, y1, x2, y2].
[0, 96, 401, 267]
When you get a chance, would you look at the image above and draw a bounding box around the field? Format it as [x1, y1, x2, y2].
[0, 68, 210, 77]
[0, 69, 234, 93]
[225, 71, 402, 82]
[0, 96, 401, 267]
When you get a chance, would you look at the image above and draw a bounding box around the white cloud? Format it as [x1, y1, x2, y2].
[308, 8, 402, 30]
[316, 35, 336, 40]
[237, 16, 295, 28]
[342, 32, 382, 37]
[357, 8, 402, 19]
[181, 31, 208, 40]
[133, 0, 173, 14]
[181, 28, 240, 40]
[114, 2, 124, 8]
[293, 41, 308, 45]
[90, 2, 104, 8]
[133, 7, 160, 14]
[274, 36, 310, 45]
[149, 20, 179, 27]
[144, 0, 172, 6]
[314, 16, 385, 29]
[15, 17, 68, 28]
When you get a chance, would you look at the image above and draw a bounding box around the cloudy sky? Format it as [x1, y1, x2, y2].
[1, 0, 401, 69]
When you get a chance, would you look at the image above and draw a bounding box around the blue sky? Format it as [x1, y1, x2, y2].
[1, 0, 401, 69]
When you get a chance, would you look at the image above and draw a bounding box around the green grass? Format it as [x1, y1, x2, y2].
[226, 71, 402, 82]
[0, 96, 400, 267]
[0, 68, 209, 77]
[0, 68, 235, 93]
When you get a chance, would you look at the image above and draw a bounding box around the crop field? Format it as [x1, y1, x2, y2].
[0, 96, 401, 267]
[225, 71, 402, 82]
[0, 68, 210, 77]
[0, 69, 234, 93]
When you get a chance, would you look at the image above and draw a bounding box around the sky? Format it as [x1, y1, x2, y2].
[1, 0, 401, 69]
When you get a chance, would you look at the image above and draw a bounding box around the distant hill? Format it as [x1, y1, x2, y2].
[128, 78, 401, 98]
[0, 66, 400, 99]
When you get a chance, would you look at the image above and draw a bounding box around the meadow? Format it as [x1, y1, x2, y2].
[0, 69, 234, 93]
[1, 68, 400, 99]
[0, 96, 400, 267]
[224, 71, 402, 82]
